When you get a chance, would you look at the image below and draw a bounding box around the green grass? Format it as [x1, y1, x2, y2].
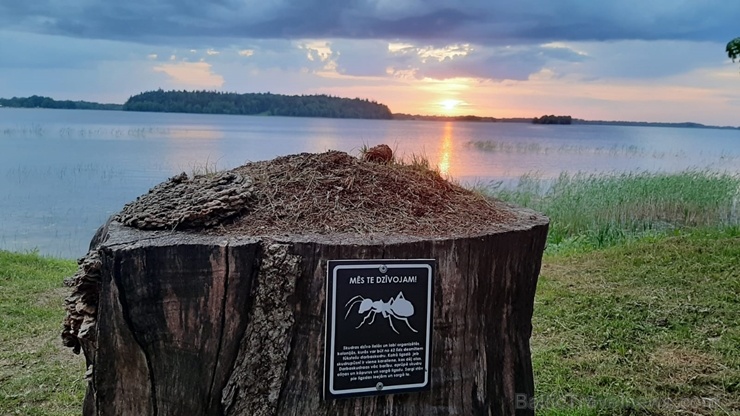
[532, 228, 739, 415]
[482, 171, 740, 252]
[1, 171, 738, 414]
[0, 251, 85, 416]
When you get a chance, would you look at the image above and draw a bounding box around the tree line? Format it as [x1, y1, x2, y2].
[122, 90, 393, 119]
[532, 115, 572, 125]
[0, 95, 122, 110]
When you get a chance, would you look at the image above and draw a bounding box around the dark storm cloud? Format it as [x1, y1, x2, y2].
[2, 0, 738, 46]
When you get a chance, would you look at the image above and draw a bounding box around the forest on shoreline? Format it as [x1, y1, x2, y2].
[0, 90, 392, 120]
[0, 96, 122, 111]
[2, 92, 738, 129]
[122, 90, 393, 119]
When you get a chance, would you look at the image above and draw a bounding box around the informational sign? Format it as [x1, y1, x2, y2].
[324, 259, 434, 400]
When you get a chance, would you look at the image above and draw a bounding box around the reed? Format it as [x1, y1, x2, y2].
[466, 139, 705, 160]
[1, 125, 171, 138]
[482, 171, 740, 251]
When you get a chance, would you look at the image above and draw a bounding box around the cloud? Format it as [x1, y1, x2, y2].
[0, 30, 135, 69]
[298, 40, 333, 62]
[543, 40, 727, 80]
[333, 39, 392, 77]
[3, 1, 738, 46]
[152, 62, 224, 88]
[416, 44, 473, 63]
[2, 2, 738, 126]
[330, 40, 587, 81]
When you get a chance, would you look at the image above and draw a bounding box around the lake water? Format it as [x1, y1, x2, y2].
[1, 108, 739, 258]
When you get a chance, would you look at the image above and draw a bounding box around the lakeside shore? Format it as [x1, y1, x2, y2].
[1, 171, 738, 414]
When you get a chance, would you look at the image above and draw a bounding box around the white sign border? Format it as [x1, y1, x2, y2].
[325, 260, 433, 397]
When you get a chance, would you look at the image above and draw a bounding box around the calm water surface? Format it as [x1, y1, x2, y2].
[1, 108, 739, 257]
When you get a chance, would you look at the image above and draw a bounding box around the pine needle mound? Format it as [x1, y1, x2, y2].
[224, 150, 515, 236]
[117, 149, 518, 237]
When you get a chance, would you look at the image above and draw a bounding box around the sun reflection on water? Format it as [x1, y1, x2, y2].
[437, 122, 453, 176]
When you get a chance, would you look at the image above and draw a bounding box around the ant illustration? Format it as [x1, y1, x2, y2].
[344, 292, 418, 334]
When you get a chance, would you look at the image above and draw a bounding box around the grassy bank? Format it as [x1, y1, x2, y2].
[1, 171, 738, 415]
[533, 228, 739, 415]
[484, 171, 740, 414]
[0, 251, 84, 415]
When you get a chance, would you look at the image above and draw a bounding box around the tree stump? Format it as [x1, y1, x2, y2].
[63, 150, 549, 415]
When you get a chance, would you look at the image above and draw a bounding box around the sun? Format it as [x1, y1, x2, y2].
[439, 99, 462, 114]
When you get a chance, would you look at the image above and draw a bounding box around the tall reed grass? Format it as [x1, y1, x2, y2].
[466, 140, 702, 160]
[1, 125, 171, 138]
[481, 171, 740, 251]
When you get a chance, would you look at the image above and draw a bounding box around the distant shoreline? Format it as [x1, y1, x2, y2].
[392, 113, 740, 130]
[2, 94, 738, 130]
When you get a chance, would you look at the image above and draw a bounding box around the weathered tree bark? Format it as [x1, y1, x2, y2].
[81, 207, 548, 415]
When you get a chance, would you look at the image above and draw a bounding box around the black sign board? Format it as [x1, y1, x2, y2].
[324, 259, 434, 400]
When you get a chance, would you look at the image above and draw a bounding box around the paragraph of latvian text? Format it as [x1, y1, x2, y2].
[336, 342, 424, 382]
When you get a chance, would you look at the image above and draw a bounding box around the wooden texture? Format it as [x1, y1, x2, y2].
[83, 208, 548, 416]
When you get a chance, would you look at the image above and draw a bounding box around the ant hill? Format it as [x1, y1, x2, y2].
[115, 144, 522, 237]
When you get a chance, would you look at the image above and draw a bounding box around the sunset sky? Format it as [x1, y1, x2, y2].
[1, 1, 739, 125]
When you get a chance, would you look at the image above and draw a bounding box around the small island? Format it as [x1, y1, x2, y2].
[122, 90, 393, 119]
[532, 115, 572, 125]
[0, 90, 393, 120]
